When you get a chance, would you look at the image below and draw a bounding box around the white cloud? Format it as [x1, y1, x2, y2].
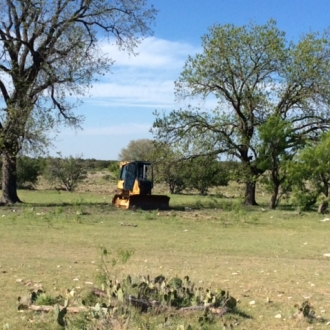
[100, 37, 200, 69]
[79, 37, 202, 109]
[86, 80, 175, 108]
[81, 37, 218, 112]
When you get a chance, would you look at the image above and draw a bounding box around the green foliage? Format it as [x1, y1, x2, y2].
[257, 115, 294, 172]
[17, 156, 45, 189]
[34, 293, 57, 306]
[118, 139, 157, 161]
[157, 158, 190, 194]
[152, 143, 230, 195]
[108, 161, 120, 179]
[288, 131, 330, 210]
[83, 159, 113, 171]
[185, 157, 230, 195]
[128, 275, 235, 309]
[53, 272, 237, 329]
[291, 186, 318, 211]
[44, 154, 87, 192]
[257, 116, 302, 209]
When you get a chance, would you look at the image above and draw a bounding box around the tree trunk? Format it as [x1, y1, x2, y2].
[269, 184, 279, 209]
[244, 181, 258, 205]
[1, 152, 22, 204]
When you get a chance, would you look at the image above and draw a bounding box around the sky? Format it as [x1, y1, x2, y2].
[50, 0, 330, 160]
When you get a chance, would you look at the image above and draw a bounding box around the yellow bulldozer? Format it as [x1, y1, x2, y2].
[112, 161, 170, 210]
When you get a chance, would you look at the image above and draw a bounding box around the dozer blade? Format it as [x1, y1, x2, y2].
[112, 194, 170, 210]
[128, 195, 170, 210]
[112, 194, 130, 209]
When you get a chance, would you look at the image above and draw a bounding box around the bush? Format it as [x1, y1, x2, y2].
[108, 161, 120, 179]
[17, 156, 45, 189]
[44, 154, 87, 191]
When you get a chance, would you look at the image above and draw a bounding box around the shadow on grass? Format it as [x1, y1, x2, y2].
[171, 203, 316, 214]
[6, 201, 112, 209]
[232, 308, 253, 319]
[6, 196, 317, 215]
[26, 202, 109, 207]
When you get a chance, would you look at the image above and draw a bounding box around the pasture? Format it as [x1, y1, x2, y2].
[1, 184, 330, 329]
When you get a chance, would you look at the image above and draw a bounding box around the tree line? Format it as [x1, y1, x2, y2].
[0, 156, 117, 192]
[6, 133, 330, 212]
[3, 152, 234, 195]
[119, 134, 330, 211]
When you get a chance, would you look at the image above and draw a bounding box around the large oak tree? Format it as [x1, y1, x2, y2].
[153, 20, 330, 205]
[0, 0, 156, 204]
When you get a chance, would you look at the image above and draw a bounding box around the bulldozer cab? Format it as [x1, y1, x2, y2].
[112, 160, 170, 210]
[120, 161, 153, 194]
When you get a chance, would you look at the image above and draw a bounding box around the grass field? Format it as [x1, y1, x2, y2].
[1, 186, 330, 329]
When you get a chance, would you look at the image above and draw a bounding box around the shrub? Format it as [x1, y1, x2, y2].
[44, 154, 87, 191]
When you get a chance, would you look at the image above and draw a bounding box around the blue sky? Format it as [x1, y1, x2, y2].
[51, 0, 330, 160]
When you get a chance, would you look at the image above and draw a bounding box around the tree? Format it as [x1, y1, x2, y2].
[158, 159, 190, 194]
[185, 156, 229, 195]
[153, 20, 330, 205]
[44, 154, 87, 192]
[0, 0, 157, 204]
[16, 156, 44, 189]
[257, 115, 300, 209]
[118, 139, 156, 161]
[288, 131, 330, 211]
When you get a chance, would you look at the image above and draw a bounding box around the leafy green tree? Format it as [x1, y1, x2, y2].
[0, 0, 157, 204]
[118, 139, 191, 193]
[160, 159, 190, 194]
[148, 142, 189, 194]
[257, 115, 301, 209]
[118, 139, 157, 161]
[153, 20, 330, 205]
[17, 156, 45, 189]
[185, 157, 229, 195]
[44, 154, 87, 192]
[288, 132, 330, 211]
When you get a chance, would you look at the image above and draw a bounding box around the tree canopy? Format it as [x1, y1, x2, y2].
[153, 20, 330, 205]
[287, 131, 330, 211]
[0, 0, 157, 204]
[118, 139, 156, 161]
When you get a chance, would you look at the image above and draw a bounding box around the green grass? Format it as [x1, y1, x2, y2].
[1, 189, 330, 329]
